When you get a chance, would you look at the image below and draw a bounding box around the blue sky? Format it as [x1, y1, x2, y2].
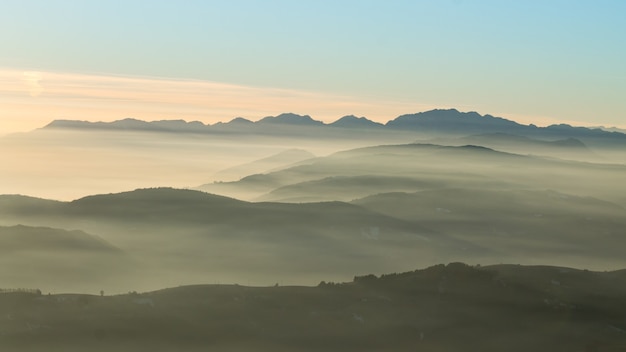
[1, 0, 625, 130]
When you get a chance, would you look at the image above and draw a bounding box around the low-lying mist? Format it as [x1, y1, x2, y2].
[1, 123, 626, 295]
[0, 128, 420, 201]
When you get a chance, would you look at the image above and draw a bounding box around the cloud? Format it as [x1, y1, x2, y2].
[4, 68, 605, 134]
[0, 68, 437, 134]
[22, 71, 43, 97]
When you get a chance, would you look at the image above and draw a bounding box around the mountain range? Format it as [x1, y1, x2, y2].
[43, 108, 626, 142]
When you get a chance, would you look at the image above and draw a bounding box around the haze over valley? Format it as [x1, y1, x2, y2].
[2, 109, 626, 295]
[2, 1, 626, 350]
[3, 106, 626, 352]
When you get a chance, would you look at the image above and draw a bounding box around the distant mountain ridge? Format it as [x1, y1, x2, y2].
[386, 109, 523, 132]
[45, 118, 207, 132]
[330, 115, 384, 128]
[42, 109, 626, 145]
[257, 113, 323, 126]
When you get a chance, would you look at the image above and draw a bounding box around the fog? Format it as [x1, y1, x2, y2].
[2, 123, 626, 351]
[0, 128, 421, 201]
[1, 125, 626, 296]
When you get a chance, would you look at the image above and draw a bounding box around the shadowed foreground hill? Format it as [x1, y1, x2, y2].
[1, 263, 624, 352]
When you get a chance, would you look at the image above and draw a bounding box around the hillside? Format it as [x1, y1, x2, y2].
[197, 143, 626, 206]
[352, 188, 626, 267]
[1, 185, 626, 293]
[0, 263, 624, 352]
[211, 148, 315, 182]
[434, 133, 601, 161]
[0, 188, 458, 291]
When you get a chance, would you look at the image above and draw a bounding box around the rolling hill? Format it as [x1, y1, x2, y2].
[0, 188, 464, 291]
[436, 133, 601, 161]
[1, 185, 625, 293]
[1, 263, 624, 352]
[211, 148, 315, 182]
[4, 110, 626, 293]
[352, 188, 626, 268]
[197, 143, 626, 206]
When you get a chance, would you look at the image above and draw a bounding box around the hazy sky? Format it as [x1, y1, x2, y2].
[1, 0, 625, 133]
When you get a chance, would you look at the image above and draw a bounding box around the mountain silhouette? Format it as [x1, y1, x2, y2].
[227, 117, 254, 124]
[257, 113, 324, 126]
[329, 115, 383, 128]
[386, 108, 526, 134]
[41, 109, 626, 148]
[45, 118, 208, 132]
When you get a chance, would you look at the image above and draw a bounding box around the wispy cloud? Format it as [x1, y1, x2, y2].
[22, 71, 44, 97]
[0, 69, 437, 134]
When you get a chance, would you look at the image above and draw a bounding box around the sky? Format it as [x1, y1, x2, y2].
[1, 0, 625, 134]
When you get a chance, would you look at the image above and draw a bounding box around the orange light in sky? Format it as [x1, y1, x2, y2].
[0, 69, 440, 135]
[0, 68, 603, 136]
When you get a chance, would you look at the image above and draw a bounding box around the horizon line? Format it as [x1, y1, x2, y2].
[1, 68, 621, 136]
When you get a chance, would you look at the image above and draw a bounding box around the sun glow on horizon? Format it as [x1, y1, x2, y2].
[0, 68, 619, 136]
[1, 68, 444, 135]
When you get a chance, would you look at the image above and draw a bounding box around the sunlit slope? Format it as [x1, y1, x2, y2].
[1, 263, 624, 352]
